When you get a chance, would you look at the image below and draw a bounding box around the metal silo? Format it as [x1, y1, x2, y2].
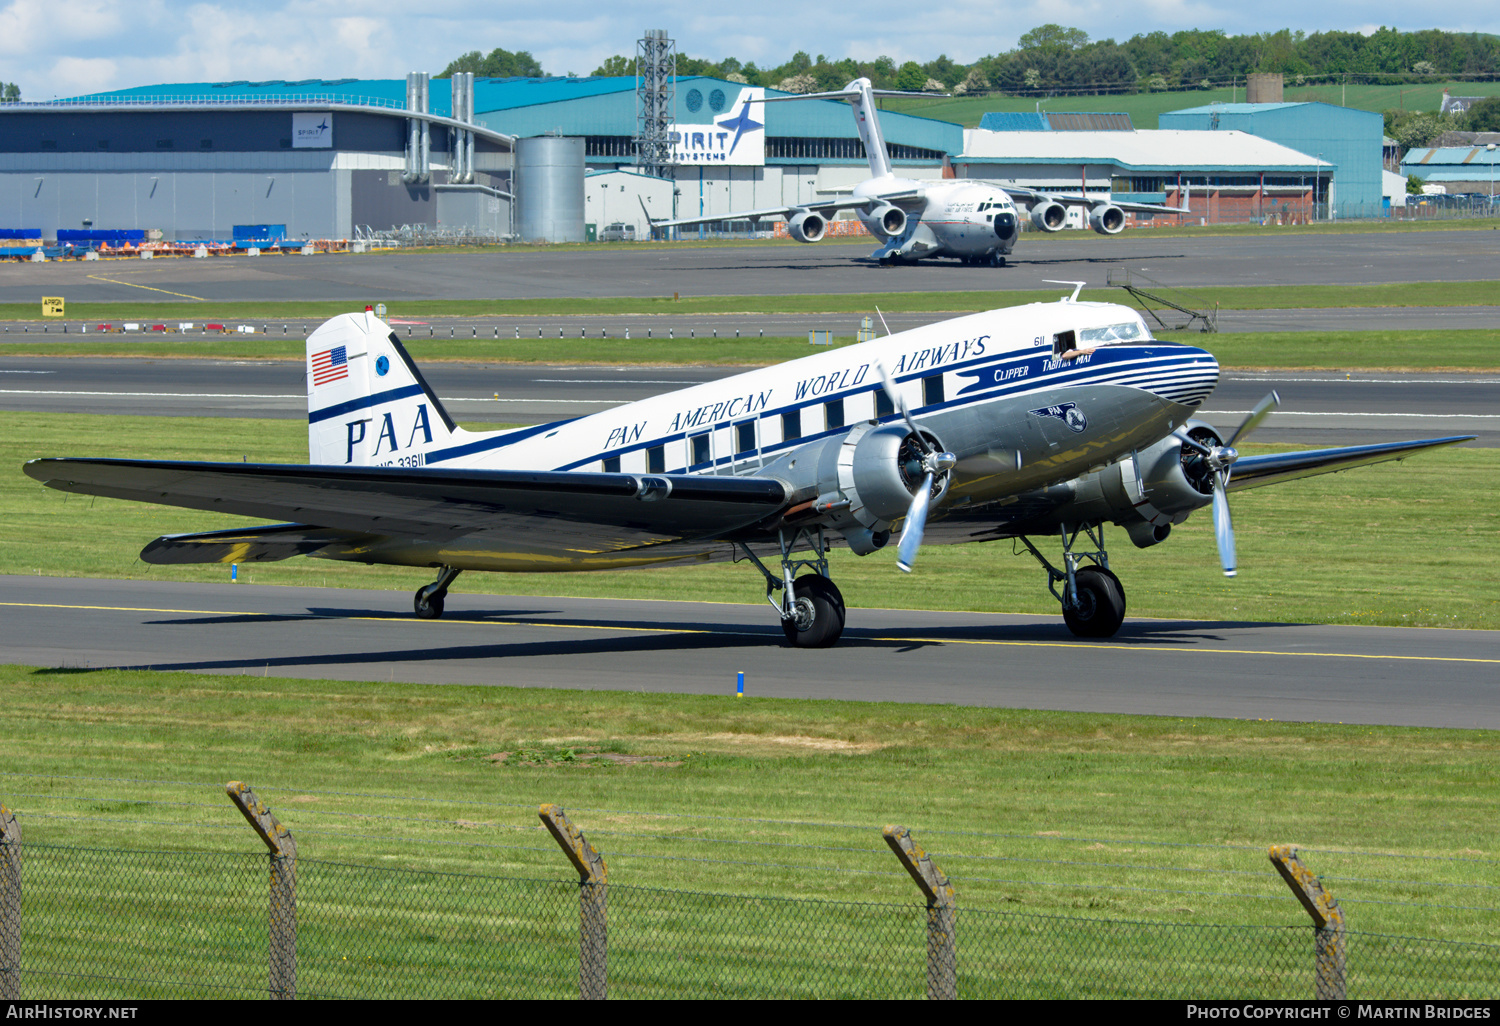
[516, 136, 585, 243]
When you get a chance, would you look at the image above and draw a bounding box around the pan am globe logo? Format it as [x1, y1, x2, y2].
[292, 112, 332, 149]
[669, 87, 764, 166]
[1029, 402, 1088, 433]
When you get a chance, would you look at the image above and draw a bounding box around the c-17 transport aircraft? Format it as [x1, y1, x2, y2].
[25, 293, 1469, 646]
[647, 78, 1185, 266]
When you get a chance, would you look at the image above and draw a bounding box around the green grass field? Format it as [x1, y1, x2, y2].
[5, 664, 1499, 947]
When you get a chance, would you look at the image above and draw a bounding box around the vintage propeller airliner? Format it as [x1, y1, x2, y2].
[24, 288, 1469, 647]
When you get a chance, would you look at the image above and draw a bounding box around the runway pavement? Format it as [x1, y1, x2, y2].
[4, 228, 1499, 304]
[2, 576, 1495, 729]
[2, 356, 1494, 445]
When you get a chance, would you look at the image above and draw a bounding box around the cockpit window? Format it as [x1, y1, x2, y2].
[1079, 321, 1148, 344]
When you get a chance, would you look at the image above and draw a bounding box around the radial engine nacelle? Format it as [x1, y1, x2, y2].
[787, 210, 827, 243]
[865, 202, 908, 240]
[787, 423, 947, 555]
[1054, 420, 1225, 549]
[1029, 200, 1068, 233]
[1089, 203, 1127, 236]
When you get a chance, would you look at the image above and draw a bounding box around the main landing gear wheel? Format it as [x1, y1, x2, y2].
[781, 574, 846, 648]
[1063, 566, 1126, 639]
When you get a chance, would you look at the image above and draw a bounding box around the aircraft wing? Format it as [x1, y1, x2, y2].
[23, 458, 791, 559]
[1226, 436, 1475, 491]
[996, 184, 1188, 215]
[647, 190, 925, 231]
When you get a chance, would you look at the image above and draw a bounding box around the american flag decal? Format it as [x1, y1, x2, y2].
[311, 345, 349, 386]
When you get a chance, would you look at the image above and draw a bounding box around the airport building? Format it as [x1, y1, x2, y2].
[1157, 102, 1384, 218]
[956, 122, 1335, 227]
[0, 72, 1387, 243]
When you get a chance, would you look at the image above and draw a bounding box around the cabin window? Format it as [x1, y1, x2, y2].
[602, 456, 620, 473]
[690, 432, 711, 467]
[875, 388, 895, 418]
[647, 445, 665, 473]
[782, 409, 802, 442]
[1053, 329, 1076, 356]
[923, 374, 945, 406]
[825, 398, 845, 430]
[735, 419, 756, 455]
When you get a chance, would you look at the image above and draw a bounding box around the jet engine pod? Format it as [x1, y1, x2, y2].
[1088, 203, 1126, 236]
[866, 202, 907, 240]
[1029, 200, 1067, 232]
[787, 210, 827, 243]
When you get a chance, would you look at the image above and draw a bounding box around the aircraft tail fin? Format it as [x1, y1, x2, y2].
[305, 311, 462, 467]
[763, 78, 944, 181]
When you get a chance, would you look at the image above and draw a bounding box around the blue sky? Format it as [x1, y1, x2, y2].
[2, 0, 1497, 99]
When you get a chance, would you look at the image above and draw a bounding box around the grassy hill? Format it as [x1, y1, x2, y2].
[885, 80, 1500, 129]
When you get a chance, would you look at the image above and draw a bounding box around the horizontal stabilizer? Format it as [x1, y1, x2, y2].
[1228, 436, 1475, 491]
[141, 523, 369, 565]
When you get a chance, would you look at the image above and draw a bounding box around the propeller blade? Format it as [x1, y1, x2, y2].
[1211, 471, 1236, 577]
[1227, 390, 1281, 447]
[896, 472, 934, 573]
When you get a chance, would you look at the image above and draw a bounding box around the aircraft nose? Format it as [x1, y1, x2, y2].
[994, 211, 1017, 238]
[1151, 343, 1220, 409]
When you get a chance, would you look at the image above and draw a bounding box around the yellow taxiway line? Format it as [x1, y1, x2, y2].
[85, 275, 206, 301]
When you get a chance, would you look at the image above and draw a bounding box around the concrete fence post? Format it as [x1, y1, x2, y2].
[1269, 845, 1346, 1000]
[0, 804, 19, 1000]
[884, 825, 957, 1000]
[226, 782, 298, 1000]
[539, 804, 608, 1000]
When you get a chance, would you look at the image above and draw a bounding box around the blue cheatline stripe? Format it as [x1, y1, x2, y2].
[308, 384, 425, 424]
[424, 419, 578, 464]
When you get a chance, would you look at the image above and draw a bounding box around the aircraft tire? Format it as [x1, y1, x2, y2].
[414, 585, 446, 620]
[1062, 567, 1126, 638]
[989, 252, 1007, 268]
[781, 574, 846, 648]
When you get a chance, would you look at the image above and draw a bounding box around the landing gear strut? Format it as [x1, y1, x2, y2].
[1018, 523, 1127, 638]
[735, 527, 846, 648]
[414, 566, 462, 620]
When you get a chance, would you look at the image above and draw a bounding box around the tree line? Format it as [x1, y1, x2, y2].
[439, 26, 1498, 97]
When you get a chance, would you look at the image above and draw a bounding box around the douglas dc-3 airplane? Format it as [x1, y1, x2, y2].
[24, 292, 1470, 646]
[648, 77, 1185, 266]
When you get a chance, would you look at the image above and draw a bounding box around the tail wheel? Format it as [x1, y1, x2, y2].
[781, 574, 846, 648]
[414, 585, 445, 620]
[1062, 566, 1126, 638]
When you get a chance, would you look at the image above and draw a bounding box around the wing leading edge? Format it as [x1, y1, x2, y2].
[1226, 436, 1475, 491]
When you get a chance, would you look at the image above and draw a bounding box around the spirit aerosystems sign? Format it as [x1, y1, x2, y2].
[670, 87, 764, 166]
[292, 112, 333, 148]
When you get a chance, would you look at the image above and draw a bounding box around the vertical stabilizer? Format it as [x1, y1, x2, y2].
[305, 311, 462, 467]
[844, 79, 892, 180]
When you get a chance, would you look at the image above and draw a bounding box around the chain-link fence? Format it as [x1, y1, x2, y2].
[4, 796, 1499, 1000]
